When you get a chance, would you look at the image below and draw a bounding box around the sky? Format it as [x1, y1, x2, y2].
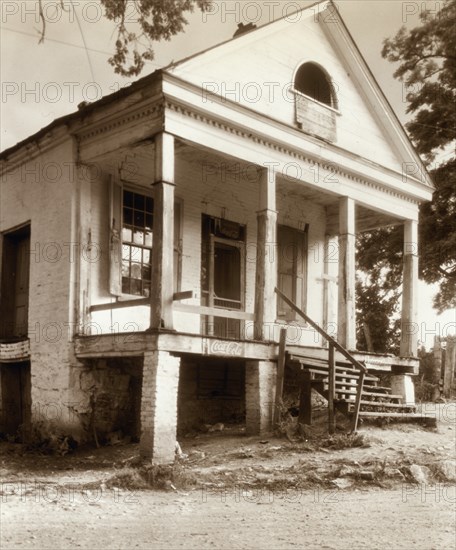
[1, 0, 454, 347]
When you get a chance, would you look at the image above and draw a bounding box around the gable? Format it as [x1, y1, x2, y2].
[168, 2, 427, 181]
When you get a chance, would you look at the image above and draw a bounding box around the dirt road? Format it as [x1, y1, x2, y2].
[1, 404, 455, 549]
[1, 485, 455, 549]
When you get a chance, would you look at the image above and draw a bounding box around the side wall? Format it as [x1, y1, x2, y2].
[0, 138, 82, 437]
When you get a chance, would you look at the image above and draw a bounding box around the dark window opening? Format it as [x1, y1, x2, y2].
[294, 63, 334, 107]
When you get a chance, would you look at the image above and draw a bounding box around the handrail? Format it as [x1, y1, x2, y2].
[274, 287, 365, 432]
[274, 287, 367, 373]
[89, 295, 254, 321]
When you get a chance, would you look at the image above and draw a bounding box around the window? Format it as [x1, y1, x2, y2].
[277, 224, 308, 320]
[109, 182, 182, 298]
[121, 190, 154, 296]
[293, 62, 337, 142]
[294, 62, 334, 107]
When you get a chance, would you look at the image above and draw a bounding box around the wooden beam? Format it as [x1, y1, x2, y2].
[73, 331, 277, 361]
[173, 290, 195, 301]
[351, 371, 365, 433]
[254, 166, 277, 340]
[273, 328, 287, 427]
[90, 298, 149, 312]
[328, 343, 336, 434]
[173, 303, 254, 321]
[298, 370, 312, 426]
[150, 132, 175, 330]
[338, 197, 356, 350]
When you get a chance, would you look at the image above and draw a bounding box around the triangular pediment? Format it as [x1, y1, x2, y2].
[168, 0, 431, 186]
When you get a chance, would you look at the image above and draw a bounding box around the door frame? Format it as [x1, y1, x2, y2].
[0, 222, 31, 340]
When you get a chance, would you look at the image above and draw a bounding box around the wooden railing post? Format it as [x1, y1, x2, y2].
[328, 343, 336, 434]
[274, 288, 368, 435]
[273, 328, 287, 428]
[351, 370, 365, 432]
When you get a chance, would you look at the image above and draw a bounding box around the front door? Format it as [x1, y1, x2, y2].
[201, 216, 245, 339]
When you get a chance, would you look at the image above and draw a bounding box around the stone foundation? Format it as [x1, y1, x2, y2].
[245, 360, 276, 435]
[140, 351, 180, 463]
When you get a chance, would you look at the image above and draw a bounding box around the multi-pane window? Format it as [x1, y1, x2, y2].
[121, 190, 154, 296]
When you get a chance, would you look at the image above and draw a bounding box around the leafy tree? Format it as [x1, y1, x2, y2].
[356, 227, 403, 354]
[357, 0, 456, 351]
[38, 0, 212, 76]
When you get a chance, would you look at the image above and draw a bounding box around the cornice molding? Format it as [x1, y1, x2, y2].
[76, 102, 164, 143]
[164, 100, 421, 206]
[0, 129, 73, 177]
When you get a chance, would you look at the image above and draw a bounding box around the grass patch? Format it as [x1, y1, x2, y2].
[318, 433, 370, 450]
[104, 462, 201, 491]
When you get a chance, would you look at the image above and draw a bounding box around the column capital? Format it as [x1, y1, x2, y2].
[256, 208, 278, 216]
[403, 219, 418, 257]
[338, 196, 355, 236]
[154, 132, 174, 185]
[151, 180, 176, 187]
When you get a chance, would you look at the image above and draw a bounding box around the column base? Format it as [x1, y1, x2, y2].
[391, 374, 415, 406]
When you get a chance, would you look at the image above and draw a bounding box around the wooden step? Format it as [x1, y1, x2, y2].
[288, 356, 359, 370]
[361, 392, 403, 400]
[363, 385, 391, 394]
[357, 401, 415, 409]
[303, 366, 378, 383]
[327, 388, 403, 401]
[289, 354, 359, 368]
[358, 411, 434, 423]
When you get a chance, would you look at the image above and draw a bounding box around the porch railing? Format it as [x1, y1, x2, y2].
[274, 287, 367, 433]
[89, 293, 254, 322]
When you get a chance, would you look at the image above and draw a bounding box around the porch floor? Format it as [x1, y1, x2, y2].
[73, 330, 419, 374]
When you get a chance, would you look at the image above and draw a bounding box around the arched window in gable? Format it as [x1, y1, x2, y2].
[294, 62, 336, 108]
[293, 62, 338, 142]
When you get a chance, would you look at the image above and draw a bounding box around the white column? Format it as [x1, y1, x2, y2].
[337, 197, 356, 350]
[150, 133, 175, 330]
[254, 166, 277, 340]
[400, 220, 419, 357]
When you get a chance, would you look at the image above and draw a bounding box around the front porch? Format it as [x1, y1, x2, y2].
[73, 329, 419, 373]
[73, 325, 420, 462]
[64, 70, 426, 461]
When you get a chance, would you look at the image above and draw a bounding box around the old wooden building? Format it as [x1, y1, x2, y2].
[0, 0, 433, 461]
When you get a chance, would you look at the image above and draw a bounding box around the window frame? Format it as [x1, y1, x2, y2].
[120, 187, 154, 298]
[291, 61, 339, 113]
[114, 184, 183, 300]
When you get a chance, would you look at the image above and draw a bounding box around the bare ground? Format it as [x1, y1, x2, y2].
[0, 402, 455, 549]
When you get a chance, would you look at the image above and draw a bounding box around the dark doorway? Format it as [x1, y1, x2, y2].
[1, 225, 31, 339]
[201, 216, 245, 339]
[0, 361, 31, 437]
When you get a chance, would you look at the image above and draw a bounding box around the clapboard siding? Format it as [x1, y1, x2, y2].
[171, 14, 401, 172]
